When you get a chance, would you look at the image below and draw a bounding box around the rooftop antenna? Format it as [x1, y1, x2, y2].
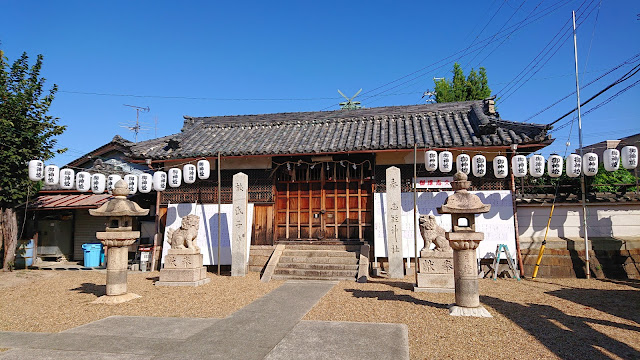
[338, 88, 362, 110]
[121, 104, 150, 143]
[422, 90, 437, 103]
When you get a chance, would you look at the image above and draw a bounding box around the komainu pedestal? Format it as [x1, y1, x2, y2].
[156, 214, 210, 287]
[156, 249, 209, 286]
[415, 215, 454, 292]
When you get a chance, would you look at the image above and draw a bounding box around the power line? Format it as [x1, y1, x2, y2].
[497, 0, 597, 101]
[548, 63, 640, 128]
[328, 0, 572, 109]
[463, 0, 531, 69]
[524, 52, 640, 122]
[58, 90, 340, 102]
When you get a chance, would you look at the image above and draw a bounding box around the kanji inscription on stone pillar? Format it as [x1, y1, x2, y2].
[232, 172, 249, 277]
[386, 166, 404, 279]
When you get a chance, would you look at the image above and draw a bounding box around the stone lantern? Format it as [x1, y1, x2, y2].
[437, 172, 492, 317]
[89, 180, 149, 304]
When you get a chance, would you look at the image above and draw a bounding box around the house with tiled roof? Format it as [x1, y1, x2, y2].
[121, 99, 553, 278]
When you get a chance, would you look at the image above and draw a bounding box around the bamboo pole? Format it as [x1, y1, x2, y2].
[414, 143, 419, 285]
[532, 203, 555, 279]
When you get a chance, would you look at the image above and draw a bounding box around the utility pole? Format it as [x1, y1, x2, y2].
[573, 10, 591, 279]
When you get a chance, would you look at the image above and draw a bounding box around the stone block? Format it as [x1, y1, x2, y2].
[419, 257, 454, 274]
[163, 253, 203, 269]
[159, 267, 207, 283]
[416, 273, 454, 289]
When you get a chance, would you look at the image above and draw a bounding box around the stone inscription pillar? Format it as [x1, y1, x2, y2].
[231, 172, 249, 277]
[106, 245, 129, 296]
[386, 166, 404, 279]
[453, 248, 479, 307]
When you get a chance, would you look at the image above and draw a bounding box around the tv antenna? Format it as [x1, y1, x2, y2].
[338, 88, 362, 110]
[121, 104, 150, 142]
[422, 90, 437, 103]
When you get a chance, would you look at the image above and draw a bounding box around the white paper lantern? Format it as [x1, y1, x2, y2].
[528, 154, 545, 178]
[566, 154, 582, 178]
[493, 155, 508, 178]
[197, 160, 211, 179]
[168, 168, 182, 188]
[76, 172, 91, 192]
[28, 160, 45, 181]
[107, 174, 122, 193]
[44, 165, 60, 185]
[91, 174, 106, 194]
[472, 155, 487, 177]
[124, 174, 138, 194]
[424, 150, 438, 172]
[547, 154, 563, 178]
[512, 155, 527, 178]
[603, 149, 620, 172]
[59, 168, 75, 189]
[439, 151, 453, 173]
[583, 152, 598, 176]
[456, 154, 471, 175]
[153, 171, 167, 191]
[138, 174, 152, 193]
[183, 164, 197, 184]
[621, 146, 638, 169]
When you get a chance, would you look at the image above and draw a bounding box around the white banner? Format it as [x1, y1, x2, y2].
[373, 190, 515, 260]
[162, 203, 254, 265]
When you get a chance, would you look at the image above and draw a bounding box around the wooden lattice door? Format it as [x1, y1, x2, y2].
[275, 161, 373, 241]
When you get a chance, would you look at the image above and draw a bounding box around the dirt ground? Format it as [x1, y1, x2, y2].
[1, 270, 639, 360]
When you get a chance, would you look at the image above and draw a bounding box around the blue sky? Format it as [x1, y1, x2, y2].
[1, 0, 638, 165]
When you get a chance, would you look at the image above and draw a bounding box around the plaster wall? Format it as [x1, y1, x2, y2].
[517, 203, 640, 250]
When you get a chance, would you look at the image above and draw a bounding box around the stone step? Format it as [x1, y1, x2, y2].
[271, 274, 356, 281]
[281, 250, 359, 258]
[273, 268, 357, 279]
[277, 262, 359, 271]
[278, 255, 359, 265]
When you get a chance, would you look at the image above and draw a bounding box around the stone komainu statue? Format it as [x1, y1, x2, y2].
[166, 214, 200, 252]
[419, 214, 451, 252]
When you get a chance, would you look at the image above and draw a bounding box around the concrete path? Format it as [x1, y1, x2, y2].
[0, 280, 409, 360]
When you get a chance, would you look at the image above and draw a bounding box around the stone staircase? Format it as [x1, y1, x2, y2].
[271, 244, 362, 281]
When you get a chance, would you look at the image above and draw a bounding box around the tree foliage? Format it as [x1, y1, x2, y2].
[434, 63, 492, 103]
[0, 50, 65, 270]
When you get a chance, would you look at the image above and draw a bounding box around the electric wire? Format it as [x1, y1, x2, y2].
[497, 0, 598, 102]
[525, 53, 640, 122]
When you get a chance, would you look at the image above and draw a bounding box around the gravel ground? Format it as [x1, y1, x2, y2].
[304, 275, 640, 360]
[1, 270, 638, 359]
[0, 270, 282, 333]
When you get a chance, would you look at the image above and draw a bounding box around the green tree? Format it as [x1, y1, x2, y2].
[434, 63, 492, 103]
[0, 50, 65, 271]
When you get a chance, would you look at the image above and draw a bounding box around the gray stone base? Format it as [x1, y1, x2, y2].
[91, 292, 141, 305]
[414, 286, 455, 293]
[155, 277, 211, 287]
[448, 304, 493, 318]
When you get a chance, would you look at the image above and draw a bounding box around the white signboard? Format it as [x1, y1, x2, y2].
[162, 203, 254, 266]
[374, 190, 515, 260]
[413, 177, 453, 189]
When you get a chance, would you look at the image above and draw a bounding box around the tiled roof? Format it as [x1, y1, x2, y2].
[130, 100, 553, 159]
[29, 194, 113, 210]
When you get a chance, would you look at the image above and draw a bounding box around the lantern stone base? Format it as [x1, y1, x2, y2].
[92, 292, 141, 305]
[448, 304, 493, 318]
[414, 249, 454, 293]
[156, 249, 209, 287]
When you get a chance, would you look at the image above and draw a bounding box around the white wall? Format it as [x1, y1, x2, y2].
[517, 203, 640, 249]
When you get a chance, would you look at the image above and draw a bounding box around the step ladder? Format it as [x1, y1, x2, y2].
[491, 244, 520, 280]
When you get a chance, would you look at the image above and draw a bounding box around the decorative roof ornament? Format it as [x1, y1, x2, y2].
[338, 89, 363, 110]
